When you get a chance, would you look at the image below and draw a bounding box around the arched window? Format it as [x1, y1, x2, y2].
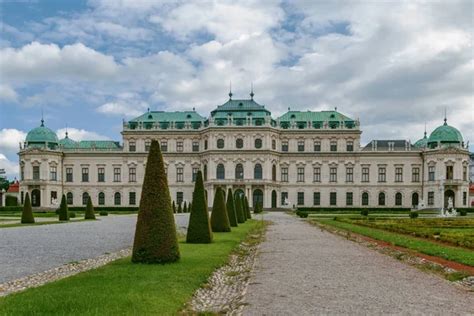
[235, 163, 244, 179]
[272, 165, 277, 181]
[378, 192, 385, 206]
[114, 192, 121, 206]
[66, 192, 73, 205]
[217, 139, 225, 149]
[395, 192, 402, 206]
[82, 192, 89, 205]
[254, 163, 263, 179]
[216, 164, 225, 179]
[412, 192, 419, 207]
[203, 164, 208, 181]
[255, 138, 262, 149]
[98, 192, 105, 205]
[236, 138, 244, 149]
[362, 192, 369, 206]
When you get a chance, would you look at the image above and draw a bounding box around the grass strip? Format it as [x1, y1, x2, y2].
[313, 219, 474, 267]
[0, 219, 263, 315]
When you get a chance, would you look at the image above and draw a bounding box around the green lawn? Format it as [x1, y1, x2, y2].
[0, 219, 264, 315]
[312, 218, 474, 267]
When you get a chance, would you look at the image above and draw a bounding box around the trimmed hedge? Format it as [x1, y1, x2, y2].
[21, 193, 34, 224]
[65, 206, 139, 212]
[85, 196, 96, 220]
[210, 187, 231, 232]
[244, 196, 251, 219]
[58, 194, 69, 221]
[5, 195, 18, 206]
[234, 194, 245, 224]
[226, 189, 238, 227]
[297, 207, 412, 213]
[0, 206, 23, 212]
[186, 170, 213, 243]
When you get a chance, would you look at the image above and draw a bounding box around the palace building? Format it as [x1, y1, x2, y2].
[18, 92, 470, 210]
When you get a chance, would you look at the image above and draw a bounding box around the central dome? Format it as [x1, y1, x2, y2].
[25, 120, 59, 149]
[428, 119, 463, 148]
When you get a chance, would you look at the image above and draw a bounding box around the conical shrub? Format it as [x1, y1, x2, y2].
[177, 202, 182, 214]
[244, 196, 252, 219]
[58, 194, 69, 221]
[21, 192, 34, 224]
[235, 194, 245, 223]
[188, 202, 192, 213]
[183, 201, 187, 213]
[132, 140, 180, 263]
[210, 187, 231, 232]
[84, 195, 96, 220]
[186, 170, 212, 243]
[172, 201, 176, 213]
[226, 189, 238, 227]
[241, 196, 247, 221]
[254, 202, 263, 214]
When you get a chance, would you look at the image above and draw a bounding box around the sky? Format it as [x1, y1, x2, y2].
[0, 0, 473, 179]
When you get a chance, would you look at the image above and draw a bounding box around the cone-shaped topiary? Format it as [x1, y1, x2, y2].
[186, 170, 213, 243]
[244, 196, 252, 219]
[84, 195, 96, 220]
[183, 201, 187, 213]
[177, 202, 182, 214]
[188, 202, 192, 213]
[226, 189, 238, 227]
[58, 194, 69, 221]
[210, 187, 231, 232]
[241, 196, 247, 221]
[132, 140, 180, 263]
[235, 194, 245, 223]
[254, 202, 263, 214]
[172, 201, 176, 213]
[21, 192, 35, 224]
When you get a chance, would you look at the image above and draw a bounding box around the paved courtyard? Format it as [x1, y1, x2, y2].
[243, 213, 473, 315]
[0, 214, 189, 283]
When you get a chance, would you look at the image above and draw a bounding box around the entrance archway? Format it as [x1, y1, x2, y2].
[271, 190, 277, 208]
[411, 192, 419, 207]
[444, 190, 455, 208]
[31, 189, 41, 207]
[253, 189, 263, 209]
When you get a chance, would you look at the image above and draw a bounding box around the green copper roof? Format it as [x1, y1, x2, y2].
[25, 120, 59, 144]
[413, 134, 428, 148]
[211, 99, 270, 115]
[129, 111, 205, 123]
[428, 120, 463, 144]
[75, 141, 121, 150]
[278, 110, 353, 122]
[59, 134, 78, 148]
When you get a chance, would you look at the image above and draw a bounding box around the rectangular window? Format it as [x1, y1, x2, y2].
[346, 141, 354, 152]
[281, 167, 289, 182]
[330, 167, 337, 183]
[346, 192, 353, 206]
[378, 167, 386, 182]
[82, 167, 89, 182]
[33, 166, 40, 180]
[446, 165, 453, 180]
[192, 168, 198, 182]
[346, 167, 353, 182]
[428, 191, 434, 206]
[66, 168, 73, 182]
[129, 167, 136, 182]
[313, 167, 321, 182]
[362, 167, 369, 183]
[204, 140, 208, 150]
[50, 166, 57, 181]
[129, 141, 136, 152]
[297, 167, 305, 182]
[176, 141, 183, 152]
[272, 139, 276, 150]
[113, 168, 121, 182]
[412, 167, 420, 182]
[282, 141, 288, 152]
[428, 166, 435, 181]
[20, 166, 24, 181]
[395, 167, 403, 182]
[192, 141, 199, 152]
[297, 140, 305, 152]
[313, 192, 320, 206]
[160, 140, 167, 152]
[176, 167, 184, 182]
[129, 192, 136, 205]
[463, 166, 467, 181]
[51, 191, 57, 204]
[145, 140, 151, 152]
[463, 192, 467, 205]
[314, 141, 321, 152]
[330, 192, 337, 206]
[297, 192, 304, 206]
[281, 192, 288, 206]
[330, 141, 337, 152]
[98, 168, 105, 182]
[176, 192, 183, 204]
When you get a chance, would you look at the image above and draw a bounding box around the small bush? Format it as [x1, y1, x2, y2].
[21, 193, 35, 224]
[296, 211, 308, 218]
[84, 196, 96, 220]
[409, 211, 419, 219]
[69, 211, 76, 218]
[360, 209, 369, 216]
[58, 194, 69, 221]
[5, 195, 18, 206]
[100, 211, 108, 216]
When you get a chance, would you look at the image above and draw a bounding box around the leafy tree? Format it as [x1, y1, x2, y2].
[58, 194, 69, 221]
[21, 192, 34, 224]
[84, 195, 96, 220]
[244, 196, 251, 219]
[132, 140, 180, 263]
[226, 189, 238, 227]
[235, 194, 245, 223]
[210, 187, 231, 232]
[186, 170, 212, 243]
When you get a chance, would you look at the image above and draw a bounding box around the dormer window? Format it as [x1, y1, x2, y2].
[186, 114, 192, 119]
[148, 114, 153, 119]
[330, 114, 335, 118]
[239, 103, 243, 107]
[290, 114, 296, 119]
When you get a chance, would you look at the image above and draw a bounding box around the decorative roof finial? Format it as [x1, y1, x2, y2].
[41, 108, 44, 127]
[424, 122, 427, 138]
[250, 82, 254, 100]
[444, 107, 447, 125]
[228, 81, 233, 100]
[65, 123, 69, 138]
[147, 107, 150, 112]
[335, 106, 338, 111]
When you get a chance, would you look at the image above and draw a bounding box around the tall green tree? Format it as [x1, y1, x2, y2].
[21, 192, 34, 224]
[186, 170, 212, 243]
[84, 195, 96, 220]
[235, 194, 245, 223]
[210, 187, 231, 232]
[244, 196, 252, 219]
[226, 189, 238, 227]
[58, 194, 69, 221]
[132, 140, 180, 263]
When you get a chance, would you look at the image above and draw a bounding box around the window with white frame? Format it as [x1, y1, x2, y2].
[330, 167, 337, 182]
[176, 167, 184, 182]
[129, 167, 136, 182]
[378, 167, 386, 182]
[330, 141, 337, 152]
[145, 140, 151, 152]
[346, 167, 353, 182]
[428, 166, 435, 181]
[314, 141, 321, 152]
[281, 167, 289, 182]
[297, 140, 305, 152]
[297, 167, 305, 182]
[395, 167, 403, 182]
[362, 167, 369, 182]
[98, 167, 105, 182]
[313, 167, 321, 182]
[82, 167, 89, 182]
[113, 168, 121, 182]
[412, 167, 420, 182]
[176, 141, 183, 152]
[50, 166, 57, 181]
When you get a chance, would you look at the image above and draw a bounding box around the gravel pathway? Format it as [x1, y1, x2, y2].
[242, 213, 473, 315]
[0, 214, 190, 284]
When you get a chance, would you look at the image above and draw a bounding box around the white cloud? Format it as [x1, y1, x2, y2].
[0, 153, 18, 178]
[55, 128, 110, 141]
[0, 129, 26, 151]
[0, 84, 18, 102]
[96, 92, 149, 118]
